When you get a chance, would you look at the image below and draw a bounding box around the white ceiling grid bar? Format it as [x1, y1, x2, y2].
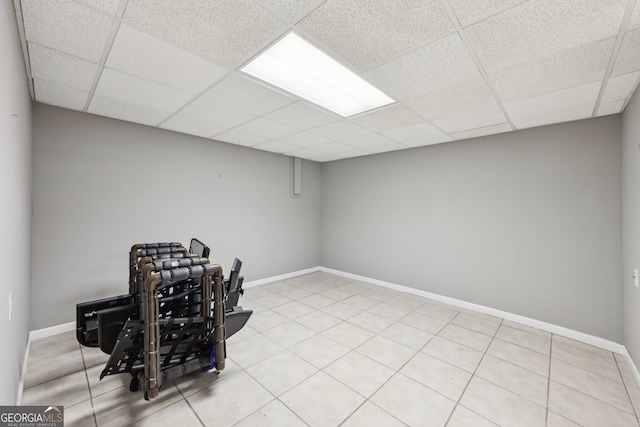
[591, 0, 640, 117]
[592, 0, 638, 117]
[14, 0, 640, 161]
[439, 0, 517, 131]
[81, 0, 128, 112]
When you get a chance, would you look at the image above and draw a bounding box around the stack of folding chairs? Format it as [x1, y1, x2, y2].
[76, 239, 252, 400]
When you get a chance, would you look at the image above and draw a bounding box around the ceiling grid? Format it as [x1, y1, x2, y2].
[14, 0, 640, 162]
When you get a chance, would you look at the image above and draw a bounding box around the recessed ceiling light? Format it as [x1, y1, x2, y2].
[241, 33, 395, 117]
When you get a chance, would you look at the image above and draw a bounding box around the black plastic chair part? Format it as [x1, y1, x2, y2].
[97, 303, 138, 354]
[224, 258, 244, 311]
[226, 309, 253, 338]
[189, 238, 210, 258]
[76, 294, 136, 347]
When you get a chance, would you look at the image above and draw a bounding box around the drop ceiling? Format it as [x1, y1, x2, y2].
[14, 0, 640, 162]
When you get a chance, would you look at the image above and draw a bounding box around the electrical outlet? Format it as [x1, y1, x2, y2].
[8, 292, 13, 320]
[635, 268, 639, 288]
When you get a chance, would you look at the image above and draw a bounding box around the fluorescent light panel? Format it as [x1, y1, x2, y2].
[241, 33, 394, 117]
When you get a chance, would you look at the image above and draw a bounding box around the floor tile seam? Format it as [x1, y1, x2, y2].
[336, 398, 408, 427]
[454, 307, 504, 321]
[241, 359, 314, 403]
[499, 323, 552, 341]
[553, 340, 616, 362]
[321, 358, 390, 401]
[125, 398, 204, 427]
[318, 307, 362, 322]
[490, 336, 552, 357]
[28, 346, 82, 364]
[443, 403, 498, 427]
[472, 367, 549, 409]
[446, 320, 503, 426]
[80, 347, 101, 427]
[477, 352, 549, 381]
[550, 356, 629, 387]
[378, 328, 435, 350]
[549, 353, 625, 383]
[610, 355, 639, 421]
[548, 378, 637, 417]
[23, 364, 89, 391]
[424, 333, 485, 357]
[241, 397, 310, 427]
[449, 320, 501, 337]
[434, 330, 491, 353]
[412, 334, 487, 374]
[459, 309, 504, 323]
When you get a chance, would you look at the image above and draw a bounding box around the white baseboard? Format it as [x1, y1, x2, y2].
[18, 321, 76, 404]
[318, 267, 626, 354]
[29, 321, 75, 341]
[25, 266, 639, 393]
[622, 347, 640, 389]
[16, 338, 30, 405]
[243, 266, 321, 288]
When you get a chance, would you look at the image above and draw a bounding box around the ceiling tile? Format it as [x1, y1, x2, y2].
[298, 0, 454, 72]
[203, 73, 296, 116]
[631, 1, 640, 30]
[225, 117, 299, 143]
[311, 142, 369, 156]
[123, 0, 287, 68]
[78, 0, 120, 15]
[432, 105, 507, 133]
[21, 0, 113, 62]
[263, 102, 340, 130]
[268, 132, 333, 149]
[28, 42, 98, 91]
[33, 79, 89, 110]
[214, 128, 265, 147]
[512, 107, 594, 129]
[255, 0, 326, 24]
[464, 0, 627, 73]
[405, 77, 496, 120]
[349, 105, 424, 132]
[381, 122, 453, 147]
[489, 37, 614, 102]
[612, 27, 640, 76]
[451, 123, 512, 140]
[342, 133, 403, 152]
[105, 24, 229, 95]
[285, 149, 340, 162]
[161, 97, 255, 138]
[253, 140, 303, 154]
[88, 94, 170, 126]
[95, 68, 192, 112]
[597, 100, 626, 116]
[504, 81, 601, 127]
[446, 0, 528, 27]
[601, 71, 640, 103]
[365, 34, 481, 101]
[308, 120, 370, 140]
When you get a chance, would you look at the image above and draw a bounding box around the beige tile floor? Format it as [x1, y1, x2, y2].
[21, 271, 640, 426]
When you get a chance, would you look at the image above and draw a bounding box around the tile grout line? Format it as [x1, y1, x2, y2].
[443, 316, 504, 426]
[173, 380, 206, 427]
[80, 349, 100, 427]
[545, 334, 553, 427]
[613, 353, 640, 423]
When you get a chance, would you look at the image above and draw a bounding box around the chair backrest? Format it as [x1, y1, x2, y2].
[189, 238, 210, 258]
[226, 258, 242, 293]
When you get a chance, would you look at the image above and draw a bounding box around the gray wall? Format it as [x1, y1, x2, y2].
[623, 89, 640, 361]
[321, 116, 623, 342]
[0, 1, 32, 404]
[31, 105, 322, 329]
